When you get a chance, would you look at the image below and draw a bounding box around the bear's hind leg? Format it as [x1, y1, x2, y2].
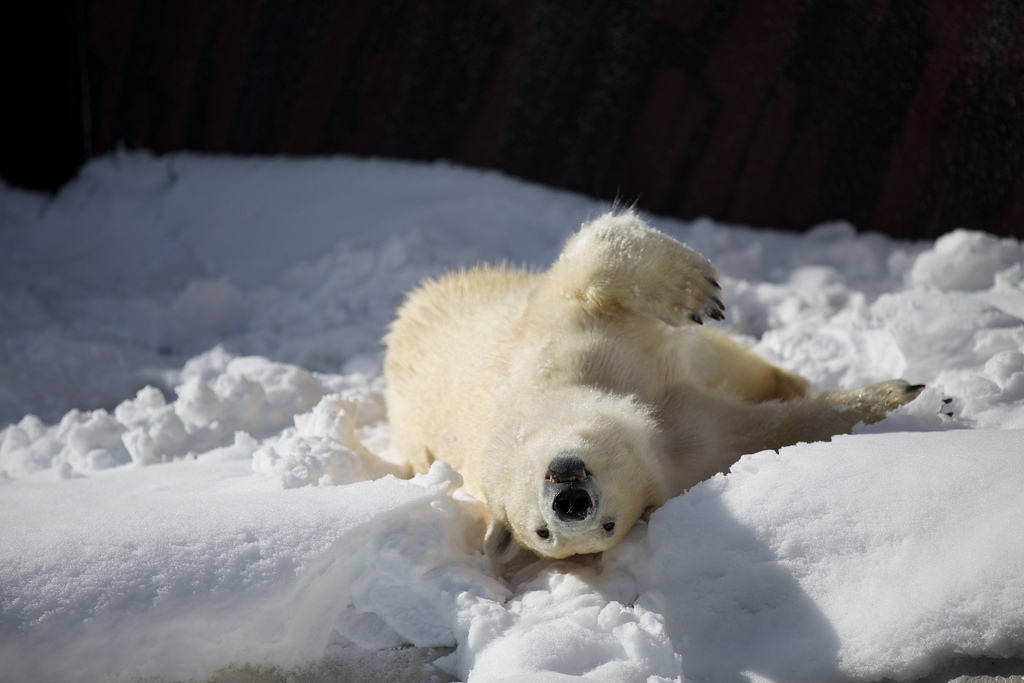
[547, 212, 725, 326]
[691, 328, 812, 403]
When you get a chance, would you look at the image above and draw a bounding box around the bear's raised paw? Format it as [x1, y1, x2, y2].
[557, 212, 725, 327]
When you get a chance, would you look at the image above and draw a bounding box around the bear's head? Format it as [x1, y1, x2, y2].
[481, 387, 666, 561]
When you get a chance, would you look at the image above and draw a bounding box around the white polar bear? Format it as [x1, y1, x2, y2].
[383, 212, 922, 562]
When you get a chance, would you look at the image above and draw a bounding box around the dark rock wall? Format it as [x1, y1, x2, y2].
[5, 0, 1024, 238]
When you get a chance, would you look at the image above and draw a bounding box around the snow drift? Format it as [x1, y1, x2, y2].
[1, 152, 1022, 683]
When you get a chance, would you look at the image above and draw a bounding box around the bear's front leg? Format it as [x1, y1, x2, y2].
[662, 379, 928, 493]
[550, 212, 725, 325]
[820, 380, 927, 426]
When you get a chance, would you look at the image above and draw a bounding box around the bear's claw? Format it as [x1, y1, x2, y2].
[686, 294, 726, 326]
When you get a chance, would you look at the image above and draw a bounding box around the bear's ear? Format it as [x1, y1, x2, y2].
[484, 519, 521, 563]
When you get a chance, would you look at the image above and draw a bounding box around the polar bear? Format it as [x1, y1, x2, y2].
[383, 212, 922, 562]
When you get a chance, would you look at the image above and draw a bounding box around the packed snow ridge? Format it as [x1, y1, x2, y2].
[1, 151, 1022, 683]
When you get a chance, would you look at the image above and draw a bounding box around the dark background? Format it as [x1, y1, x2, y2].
[5, 0, 1024, 239]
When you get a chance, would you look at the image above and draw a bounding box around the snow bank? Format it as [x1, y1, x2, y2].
[1, 152, 1023, 682]
[629, 429, 1024, 683]
[0, 152, 593, 427]
[0, 459, 500, 682]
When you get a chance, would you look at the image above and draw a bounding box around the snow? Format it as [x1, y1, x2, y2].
[1, 151, 1023, 683]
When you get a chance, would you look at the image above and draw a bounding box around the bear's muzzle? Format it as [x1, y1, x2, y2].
[546, 454, 596, 522]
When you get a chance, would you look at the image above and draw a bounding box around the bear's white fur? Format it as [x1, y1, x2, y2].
[384, 212, 921, 561]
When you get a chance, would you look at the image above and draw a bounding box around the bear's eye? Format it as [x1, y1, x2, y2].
[536, 529, 550, 539]
[603, 522, 615, 533]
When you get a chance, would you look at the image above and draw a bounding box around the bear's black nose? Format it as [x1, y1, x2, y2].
[547, 454, 587, 483]
[553, 488, 592, 521]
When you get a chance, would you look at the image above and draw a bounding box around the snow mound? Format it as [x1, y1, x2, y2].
[630, 430, 1024, 682]
[2, 152, 1023, 682]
